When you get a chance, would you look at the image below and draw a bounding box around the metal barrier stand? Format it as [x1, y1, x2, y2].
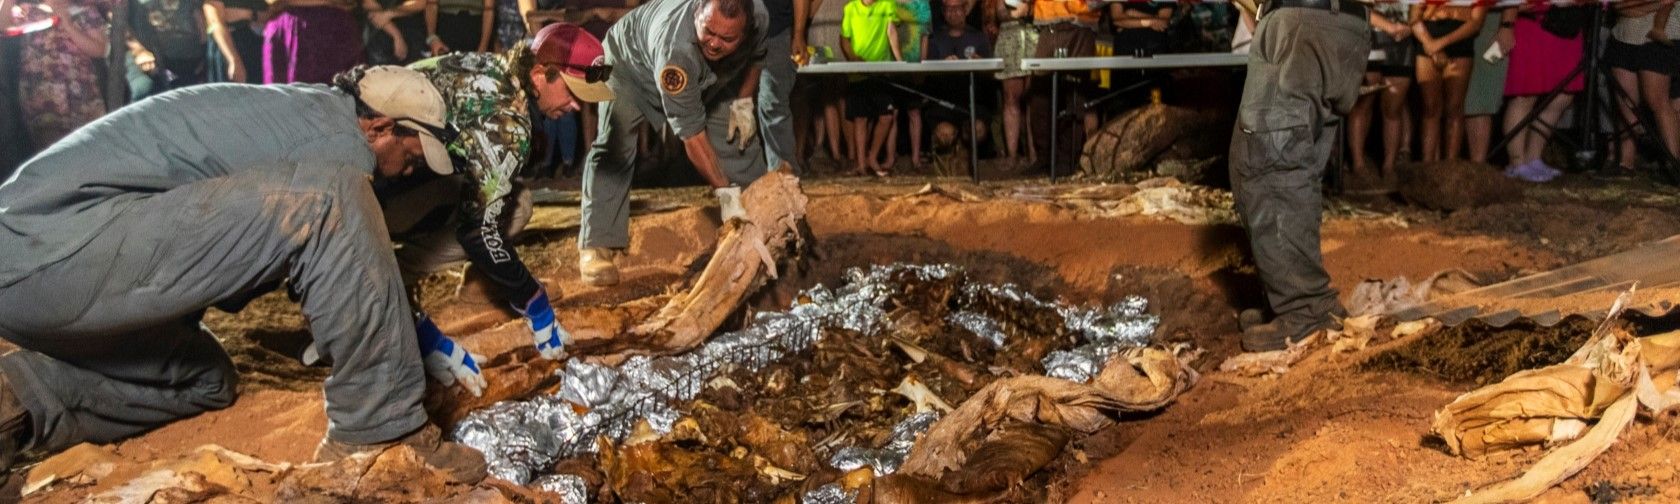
[798, 59, 1003, 182]
[1021, 53, 1251, 182]
[798, 53, 1261, 182]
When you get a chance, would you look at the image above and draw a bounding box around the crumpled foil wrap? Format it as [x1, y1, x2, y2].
[946, 310, 1007, 348]
[1041, 295, 1158, 383]
[959, 282, 1159, 383]
[530, 474, 589, 504]
[801, 483, 859, 504]
[453, 263, 1159, 486]
[828, 411, 941, 476]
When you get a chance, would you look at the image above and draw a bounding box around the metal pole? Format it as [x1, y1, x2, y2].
[1051, 69, 1059, 182]
[969, 71, 980, 183]
[1573, 5, 1604, 171]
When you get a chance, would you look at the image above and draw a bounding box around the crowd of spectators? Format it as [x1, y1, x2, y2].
[799, 0, 1679, 185]
[0, 0, 635, 177]
[3, 0, 1678, 185]
[1348, 1, 1677, 188]
[796, 0, 1240, 175]
[1608, 0, 1680, 177]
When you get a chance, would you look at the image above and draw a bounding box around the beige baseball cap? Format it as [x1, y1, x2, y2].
[357, 66, 456, 176]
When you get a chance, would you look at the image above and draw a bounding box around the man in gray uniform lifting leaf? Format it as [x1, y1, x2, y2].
[578, 0, 770, 286]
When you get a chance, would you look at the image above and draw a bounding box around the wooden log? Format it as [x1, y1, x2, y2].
[1078, 103, 1224, 182]
[426, 335, 562, 425]
[570, 167, 810, 359]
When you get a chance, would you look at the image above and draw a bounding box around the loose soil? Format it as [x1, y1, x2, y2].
[15, 173, 1680, 503]
[1398, 160, 1524, 212]
[1363, 319, 1596, 386]
[1443, 187, 1680, 264]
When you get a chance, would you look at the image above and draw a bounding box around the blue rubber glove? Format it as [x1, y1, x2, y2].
[515, 287, 570, 360]
[417, 314, 486, 397]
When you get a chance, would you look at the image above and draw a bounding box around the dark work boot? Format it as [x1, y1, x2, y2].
[1238, 309, 1266, 332]
[1240, 317, 1341, 353]
[0, 371, 33, 472]
[314, 423, 488, 483]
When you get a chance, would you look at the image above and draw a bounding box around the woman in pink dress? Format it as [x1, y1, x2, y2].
[1502, 2, 1585, 182]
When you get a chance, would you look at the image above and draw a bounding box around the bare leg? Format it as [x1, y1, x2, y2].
[1443, 57, 1473, 161]
[883, 111, 898, 171]
[1416, 56, 1445, 162]
[1672, 94, 1680, 160]
[1612, 68, 1643, 169]
[1531, 93, 1575, 164]
[1503, 96, 1535, 165]
[909, 108, 924, 169]
[1400, 99, 1414, 159]
[1381, 76, 1413, 180]
[1466, 114, 1492, 163]
[1671, 94, 1680, 164]
[851, 117, 869, 174]
[839, 100, 855, 163]
[870, 113, 895, 175]
[1023, 78, 1038, 165]
[1001, 77, 1025, 163]
[1348, 71, 1381, 183]
[1640, 70, 1680, 160]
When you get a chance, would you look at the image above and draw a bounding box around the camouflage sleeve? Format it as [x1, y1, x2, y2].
[444, 69, 541, 305]
[452, 108, 542, 305]
[453, 190, 541, 307]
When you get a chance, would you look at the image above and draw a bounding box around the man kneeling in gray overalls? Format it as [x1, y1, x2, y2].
[578, 0, 770, 286]
[0, 67, 487, 480]
[1230, 0, 1370, 352]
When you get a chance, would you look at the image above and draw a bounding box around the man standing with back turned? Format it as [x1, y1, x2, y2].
[1230, 0, 1370, 352]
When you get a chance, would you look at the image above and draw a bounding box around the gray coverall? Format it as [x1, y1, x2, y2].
[1229, 4, 1369, 333]
[759, 0, 798, 173]
[0, 84, 427, 452]
[580, 0, 770, 250]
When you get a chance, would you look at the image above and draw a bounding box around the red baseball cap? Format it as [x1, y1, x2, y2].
[531, 23, 614, 103]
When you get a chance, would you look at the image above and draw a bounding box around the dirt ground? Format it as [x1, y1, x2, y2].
[14, 167, 1680, 503]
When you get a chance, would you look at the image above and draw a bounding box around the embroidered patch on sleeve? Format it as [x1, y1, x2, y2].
[660, 65, 688, 95]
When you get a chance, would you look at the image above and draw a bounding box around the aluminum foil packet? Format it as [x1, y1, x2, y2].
[946, 310, 1007, 348]
[530, 474, 590, 504]
[827, 412, 940, 476]
[801, 483, 858, 504]
[453, 263, 1160, 485]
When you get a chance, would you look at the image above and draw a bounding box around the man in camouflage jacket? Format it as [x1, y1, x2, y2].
[380, 24, 614, 389]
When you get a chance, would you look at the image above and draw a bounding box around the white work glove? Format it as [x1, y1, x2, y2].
[514, 287, 570, 360]
[714, 185, 746, 222]
[726, 97, 757, 151]
[417, 315, 486, 397]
